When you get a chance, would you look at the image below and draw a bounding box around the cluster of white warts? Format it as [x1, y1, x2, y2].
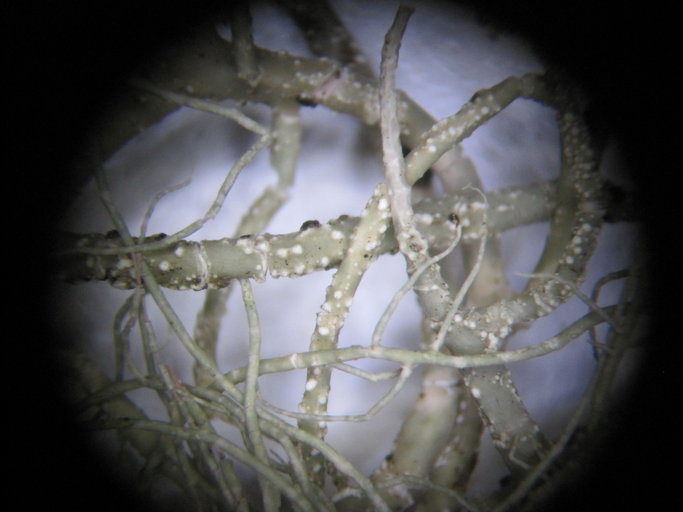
[143, 197, 510, 354]
[230, 225, 343, 281]
[86, 189, 548, 366]
[78, 193, 469, 291]
[301, 185, 396, 406]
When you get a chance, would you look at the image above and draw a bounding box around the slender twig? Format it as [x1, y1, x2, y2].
[430, 191, 488, 351]
[329, 363, 400, 382]
[240, 279, 280, 512]
[263, 366, 413, 423]
[86, 134, 272, 256]
[516, 271, 622, 332]
[371, 220, 461, 348]
[379, 5, 425, 267]
[139, 175, 193, 238]
[94, 417, 315, 512]
[221, 307, 614, 390]
[193, 99, 300, 388]
[129, 78, 268, 135]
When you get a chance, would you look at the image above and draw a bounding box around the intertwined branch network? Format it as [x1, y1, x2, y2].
[56, 3, 642, 511]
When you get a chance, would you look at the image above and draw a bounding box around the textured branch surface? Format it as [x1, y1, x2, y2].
[56, 181, 554, 289]
[56, 3, 640, 512]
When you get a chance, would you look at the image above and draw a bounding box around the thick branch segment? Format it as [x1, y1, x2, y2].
[73, 25, 437, 196]
[298, 183, 392, 483]
[443, 83, 605, 476]
[56, 182, 554, 289]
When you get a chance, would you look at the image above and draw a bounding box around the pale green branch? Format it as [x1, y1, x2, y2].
[92, 417, 315, 512]
[221, 306, 614, 390]
[297, 182, 392, 482]
[129, 78, 269, 135]
[240, 279, 280, 512]
[264, 366, 413, 424]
